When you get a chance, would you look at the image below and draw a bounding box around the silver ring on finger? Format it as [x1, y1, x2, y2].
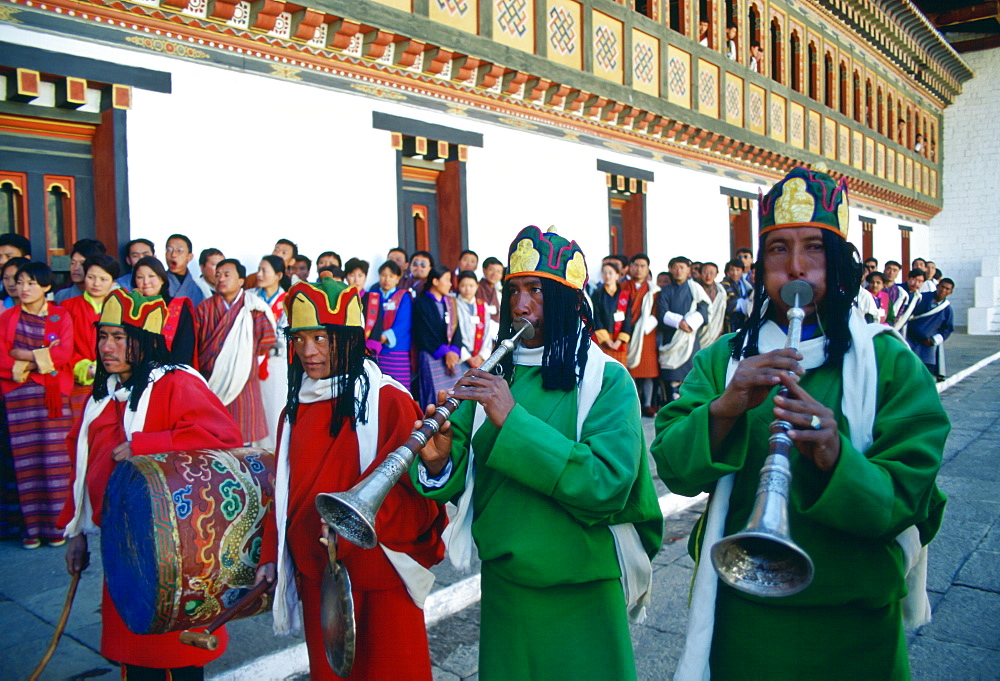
[809, 414, 822, 430]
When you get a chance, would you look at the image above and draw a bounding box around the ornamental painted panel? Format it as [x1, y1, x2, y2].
[904, 157, 913, 189]
[838, 124, 850, 165]
[769, 94, 786, 143]
[667, 46, 691, 109]
[632, 30, 659, 97]
[430, 0, 477, 33]
[592, 11, 624, 83]
[808, 110, 821, 154]
[697, 60, 719, 119]
[495, 0, 534, 52]
[851, 130, 863, 170]
[876, 143, 885, 178]
[922, 166, 929, 196]
[915, 164, 922, 194]
[725, 74, 743, 128]
[789, 102, 804, 149]
[896, 151, 904, 186]
[547, 0, 582, 70]
[373, 0, 411, 10]
[748, 84, 765, 135]
[886, 148, 895, 182]
[824, 117, 836, 160]
[864, 137, 874, 175]
[930, 169, 937, 198]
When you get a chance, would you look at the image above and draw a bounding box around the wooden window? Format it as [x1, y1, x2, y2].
[865, 79, 873, 129]
[634, 0, 656, 21]
[789, 32, 802, 92]
[725, 0, 739, 62]
[602, 162, 652, 256]
[876, 87, 884, 135]
[728, 195, 753, 255]
[43, 176, 76, 258]
[808, 42, 819, 101]
[824, 52, 835, 108]
[0, 173, 29, 237]
[748, 5, 762, 72]
[669, 0, 691, 37]
[769, 18, 783, 83]
[900, 228, 911, 272]
[930, 121, 937, 161]
[839, 62, 849, 116]
[861, 220, 874, 261]
[853, 70, 862, 122]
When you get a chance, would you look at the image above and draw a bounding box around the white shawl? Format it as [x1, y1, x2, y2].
[63, 365, 208, 538]
[207, 291, 276, 406]
[674, 307, 930, 680]
[697, 284, 728, 350]
[271, 360, 435, 636]
[660, 279, 712, 370]
[627, 281, 659, 369]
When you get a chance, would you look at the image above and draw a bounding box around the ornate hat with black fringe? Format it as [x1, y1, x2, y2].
[285, 273, 363, 331]
[98, 289, 167, 334]
[758, 166, 850, 239]
[507, 225, 588, 290]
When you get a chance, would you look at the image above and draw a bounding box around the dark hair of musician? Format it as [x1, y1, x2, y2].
[284, 324, 372, 437]
[93, 325, 173, 411]
[730, 228, 862, 367]
[494, 278, 592, 391]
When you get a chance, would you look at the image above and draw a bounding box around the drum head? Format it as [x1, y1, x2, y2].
[321, 559, 356, 678]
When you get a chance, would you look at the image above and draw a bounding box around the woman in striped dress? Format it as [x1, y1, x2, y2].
[413, 265, 465, 408]
[0, 262, 74, 549]
[363, 260, 413, 386]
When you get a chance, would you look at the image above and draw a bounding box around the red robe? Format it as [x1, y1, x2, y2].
[194, 293, 277, 443]
[58, 370, 243, 668]
[627, 279, 659, 379]
[260, 384, 447, 681]
[61, 295, 100, 421]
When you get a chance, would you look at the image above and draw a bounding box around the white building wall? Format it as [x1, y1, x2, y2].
[929, 47, 1000, 326]
[5, 24, 932, 290]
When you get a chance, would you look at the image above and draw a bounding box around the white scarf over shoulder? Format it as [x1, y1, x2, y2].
[674, 307, 931, 681]
[271, 360, 435, 636]
[63, 365, 208, 538]
[208, 290, 276, 406]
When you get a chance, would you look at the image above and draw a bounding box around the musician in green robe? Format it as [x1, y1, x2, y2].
[412, 225, 663, 680]
[652, 167, 949, 680]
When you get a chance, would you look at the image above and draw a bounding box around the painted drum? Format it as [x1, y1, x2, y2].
[102, 448, 276, 635]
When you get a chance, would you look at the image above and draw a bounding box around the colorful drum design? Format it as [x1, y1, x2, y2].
[102, 448, 276, 635]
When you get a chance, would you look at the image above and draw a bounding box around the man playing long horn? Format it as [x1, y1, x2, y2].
[59, 289, 243, 680]
[652, 167, 949, 679]
[413, 225, 663, 680]
[256, 275, 446, 681]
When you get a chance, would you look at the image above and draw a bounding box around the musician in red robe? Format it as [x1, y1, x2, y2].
[59, 290, 243, 680]
[257, 275, 447, 681]
[193, 259, 276, 445]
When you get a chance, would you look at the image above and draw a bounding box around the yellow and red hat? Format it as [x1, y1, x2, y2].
[98, 290, 167, 335]
[285, 274, 363, 331]
[507, 225, 588, 290]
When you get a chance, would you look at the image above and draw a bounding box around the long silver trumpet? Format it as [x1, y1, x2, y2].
[316, 317, 536, 549]
[710, 280, 816, 597]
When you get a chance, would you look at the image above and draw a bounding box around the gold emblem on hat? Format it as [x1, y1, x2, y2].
[510, 238, 540, 274]
[774, 178, 816, 225]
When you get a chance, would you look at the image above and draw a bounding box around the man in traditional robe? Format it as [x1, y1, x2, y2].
[195, 247, 224, 300]
[60, 289, 242, 681]
[476, 256, 504, 323]
[907, 277, 955, 381]
[194, 258, 276, 444]
[652, 167, 948, 680]
[882, 260, 907, 325]
[256, 275, 446, 681]
[413, 225, 663, 680]
[891, 268, 927, 334]
[697, 261, 727, 349]
[165, 234, 205, 305]
[625, 253, 660, 417]
[656, 256, 710, 403]
[720, 259, 750, 333]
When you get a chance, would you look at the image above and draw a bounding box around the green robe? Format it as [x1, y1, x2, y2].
[413, 355, 663, 680]
[651, 332, 948, 679]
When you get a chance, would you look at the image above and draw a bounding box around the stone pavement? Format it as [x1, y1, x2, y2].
[1, 333, 997, 681]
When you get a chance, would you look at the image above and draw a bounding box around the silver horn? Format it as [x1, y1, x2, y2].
[710, 280, 816, 597]
[316, 318, 536, 549]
